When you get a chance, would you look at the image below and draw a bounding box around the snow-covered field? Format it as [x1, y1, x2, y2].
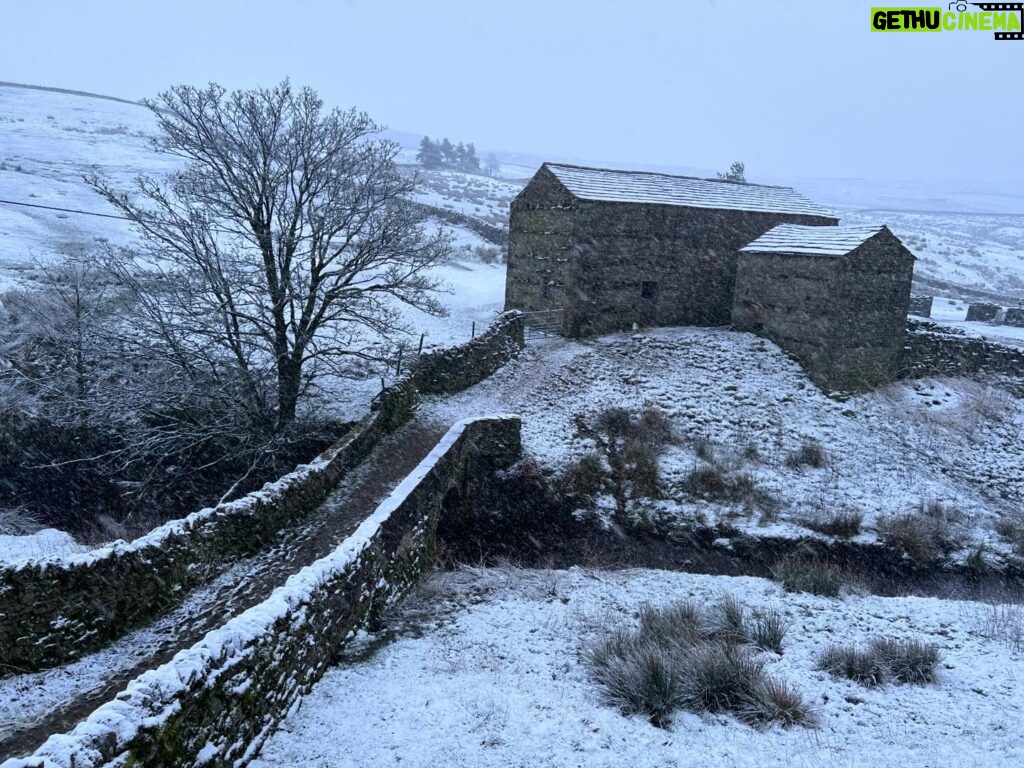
[927, 297, 1024, 349]
[421, 327, 1024, 562]
[253, 566, 1024, 768]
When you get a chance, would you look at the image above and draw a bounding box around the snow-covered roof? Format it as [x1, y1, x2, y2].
[740, 224, 888, 257]
[543, 163, 834, 218]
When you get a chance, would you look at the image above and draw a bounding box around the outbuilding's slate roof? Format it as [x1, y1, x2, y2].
[544, 163, 834, 219]
[740, 224, 888, 257]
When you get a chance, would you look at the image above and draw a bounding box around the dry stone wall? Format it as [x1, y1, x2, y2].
[410, 311, 524, 394]
[0, 313, 524, 673]
[1, 416, 522, 768]
[902, 318, 1024, 391]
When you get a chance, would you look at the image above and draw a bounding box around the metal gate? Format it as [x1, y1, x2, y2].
[519, 309, 564, 342]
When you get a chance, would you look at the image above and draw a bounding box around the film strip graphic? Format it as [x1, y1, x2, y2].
[970, 2, 1024, 38]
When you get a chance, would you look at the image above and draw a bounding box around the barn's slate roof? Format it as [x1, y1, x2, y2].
[543, 163, 834, 218]
[740, 224, 890, 257]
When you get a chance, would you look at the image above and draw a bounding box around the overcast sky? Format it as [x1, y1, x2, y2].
[0, 0, 1019, 185]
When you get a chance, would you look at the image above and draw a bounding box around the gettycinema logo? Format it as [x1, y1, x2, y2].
[871, 2, 1023, 38]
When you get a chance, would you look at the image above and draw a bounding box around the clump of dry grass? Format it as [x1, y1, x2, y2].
[584, 597, 811, 729]
[803, 509, 863, 539]
[816, 637, 940, 687]
[772, 559, 847, 597]
[877, 513, 958, 564]
[785, 440, 828, 470]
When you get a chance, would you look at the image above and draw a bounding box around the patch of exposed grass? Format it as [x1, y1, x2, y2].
[748, 608, 792, 654]
[683, 465, 778, 515]
[994, 518, 1024, 555]
[739, 677, 818, 729]
[803, 509, 863, 539]
[771, 560, 846, 598]
[877, 513, 957, 564]
[869, 638, 941, 684]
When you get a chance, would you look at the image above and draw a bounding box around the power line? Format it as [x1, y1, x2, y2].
[0, 197, 133, 221]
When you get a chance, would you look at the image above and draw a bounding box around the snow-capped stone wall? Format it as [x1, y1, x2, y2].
[0, 315, 525, 674]
[903, 318, 1024, 388]
[411, 310, 524, 394]
[1, 416, 522, 768]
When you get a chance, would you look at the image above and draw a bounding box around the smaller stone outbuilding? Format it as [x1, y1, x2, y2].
[732, 224, 914, 392]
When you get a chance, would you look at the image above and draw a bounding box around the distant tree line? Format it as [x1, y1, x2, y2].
[417, 136, 483, 173]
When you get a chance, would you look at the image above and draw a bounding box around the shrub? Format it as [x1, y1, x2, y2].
[785, 440, 828, 470]
[624, 441, 662, 498]
[815, 645, 886, 687]
[803, 509, 863, 539]
[748, 608, 792, 654]
[772, 560, 845, 597]
[636, 406, 675, 447]
[869, 638, 940, 684]
[877, 513, 956, 564]
[573, 406, 673, 521]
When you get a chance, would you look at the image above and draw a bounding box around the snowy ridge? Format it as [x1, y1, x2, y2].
[544, 162, 835, 218]
[741, 223, 887, 257]
[0, 416, 516, 768]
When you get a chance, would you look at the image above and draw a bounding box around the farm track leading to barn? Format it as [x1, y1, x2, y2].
[0, 418, 448, 763]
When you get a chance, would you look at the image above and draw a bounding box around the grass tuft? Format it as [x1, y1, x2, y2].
[877, 513, 957, 564]
[748, 608, 792, 654]
[785, 440, 827, 470]
[584, 598, 809, 729]
[739, 677, 817, 729]
[868, 638, 941, 684]
[817, 637, 940, 687]
[803, 509, 863, 539]
[815, 645, 887, 687]
[772, 559, 845, 598]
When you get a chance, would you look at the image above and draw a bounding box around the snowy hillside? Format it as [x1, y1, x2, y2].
[4, 82, 1023, 303]
[0, 84, 503, 318]
[421, 327, 1024, 564]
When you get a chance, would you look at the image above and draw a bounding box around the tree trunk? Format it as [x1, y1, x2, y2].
[276, 356, 301, 429]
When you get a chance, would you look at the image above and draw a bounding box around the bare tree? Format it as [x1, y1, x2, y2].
[89, 80, 450, 432]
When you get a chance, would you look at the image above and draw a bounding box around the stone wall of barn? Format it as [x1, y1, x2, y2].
[505, 167, 576, 320]
[829, 235, 915, 390]
[733, 234, 913, 392]
[560, 201, 836, 337]
[732, 253, 841, 387]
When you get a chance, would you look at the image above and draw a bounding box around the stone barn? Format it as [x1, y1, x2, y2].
[732, 224, 915, 392]
[504, 163, 838, 336]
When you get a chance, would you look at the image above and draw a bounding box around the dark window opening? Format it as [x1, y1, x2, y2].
[641, 281, 658, 300]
